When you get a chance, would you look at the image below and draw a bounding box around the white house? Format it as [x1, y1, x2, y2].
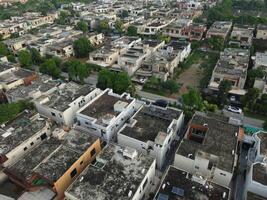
[173, 112, 241, 188]
[117, 104, 184, 169]
[75, 88, 140, 141]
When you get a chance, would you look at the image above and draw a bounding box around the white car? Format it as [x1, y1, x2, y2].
[227, 106, 242, 114]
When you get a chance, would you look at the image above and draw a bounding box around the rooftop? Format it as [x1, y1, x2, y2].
[33, 129, 98, 182]
[66, 144, 155, 200]
[252, 163, 267, 186]
[0, 62, 16, 73]
[176, 112, 239, 172]
[6, 75, 58, 99]
[257, 132, 267, 157]
[247, 192, 267, 200]
[0, 111, 47, 155]
[0, 68, 35, 85]
[208, 21, 232, 34]
[214, 48, 249, 78]
[39, 82, 94, 111]
[8, 138, 61, 180]
[120, 106, 181, 142]
[155, 166, 229, 200]
[79, 91, 132, 120]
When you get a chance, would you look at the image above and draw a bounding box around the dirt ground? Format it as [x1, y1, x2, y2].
[169, 62, 204, 98]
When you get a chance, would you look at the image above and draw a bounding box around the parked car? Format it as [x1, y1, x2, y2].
[227, 105, 242, 114]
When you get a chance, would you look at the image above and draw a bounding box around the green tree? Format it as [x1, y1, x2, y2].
[182, 89, 205, 121]
[40, 58, 61, 78]
[18, 50, 32, 68]
[206, 36, 224, 51]
[247, 68, 265, 88]
[76, 20, 88, 33]
[182, 89, 204, 111]
[0, 42, 8, 56]
[218, 80, 232, 106]
[29, 48, 43, 65]
[65, 60, 90, 83]
[127, 25, 138, 36]
[96, 19, 110, 33]
[97, 69, 133, 95]
[56, 11, 69, 25]
[121, 10, 129, 18]
[242, 88, 260, 110]
[37, 1, 55, 15]
[161, 80, 180, 94]
[73, 37, 93, 58]
[113, 72, 132, 94]
[114, 20, 124, 35]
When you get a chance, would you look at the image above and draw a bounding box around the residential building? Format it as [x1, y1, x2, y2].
[256, 24, 267, 40]
[46, 40, 74, 58]
[254, 52, 267, 71]
[229, 25, 254, 48]
[3, 34, 39, 52]
[173, 112, 241, 187]
[34, 82, 97, 127]
[0, 12, 58, 40]
[137, 19, 175, 35]
[206, 21, 232, 41]
[137, 44, 181, 81]
[166, 40, 191, 62]
[181, 23, 207, 41]
[0, 110, 52, 168]
[4, 129, 101, 200]
[118, 104, 184, 169]
[88, 36, 141, 67]
[115, 39, 165, 76]
[76, 88, 139, 141]
[253, 78, 267, 94]
[244, 131, 267, 200]
[154, 166, 230, 200]
[87, 33, 104, 46]
[209, 48, 250, 95]
[0, 66, 37, 91]
[5, 75, 58, 103]
[64, 143, 156, 200]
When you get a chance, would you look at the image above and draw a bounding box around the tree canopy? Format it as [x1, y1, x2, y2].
[73, 37, 93, 58]
[97, 69, 133, 95]
[65, 60, 91, 83]
[218, 80, 232, 106]
[40, 58, 61, 78]
[18, 50, 32, 69]
[126, 25, 138, 36]
[76, 20, 88, 33]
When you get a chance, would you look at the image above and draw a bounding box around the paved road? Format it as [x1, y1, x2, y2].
[222, 109, 264, 128]
[136, 89, 178, 104]
[234, 143, 248, 200]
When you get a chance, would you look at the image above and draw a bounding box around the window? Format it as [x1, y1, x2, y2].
[70, 168, 77, 178]
[195, 166, 199, 170]
[220, 173, 226, 176]
[142, 178, 148, 190]
[24, 147, 27, 151]
[80, 161, 84, 165]
[90, 148, 96, 157]
[51, 112, 56, 116]
[40, 133, 47, 141]
[30, 142, 34, 146]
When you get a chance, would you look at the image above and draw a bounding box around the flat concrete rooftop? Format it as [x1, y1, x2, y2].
[120, 106, 181, 142]
[66, 144, 155, 200]
[155, 166, 229, 200]
[177, 112, 239, 172]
